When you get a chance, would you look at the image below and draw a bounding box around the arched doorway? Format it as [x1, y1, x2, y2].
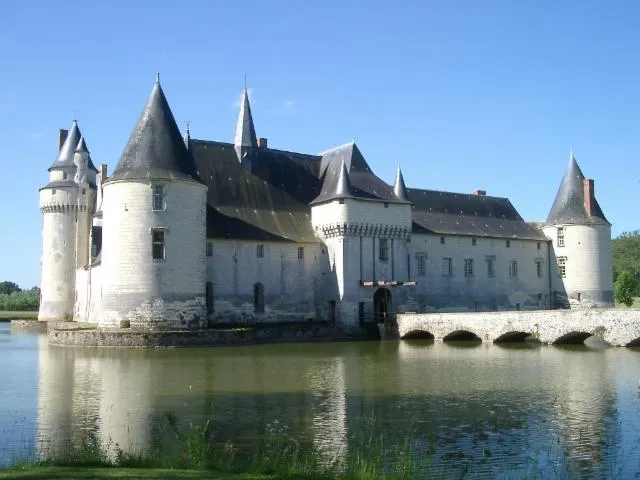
[374, 288, 392, 324]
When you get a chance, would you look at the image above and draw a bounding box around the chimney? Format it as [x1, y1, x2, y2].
[258, 137, 268, 148]
[58, 129, 69, 151]
[583, 179, 594, 216]
[472, 189, 486, 196]
[99, 164, 108, 183]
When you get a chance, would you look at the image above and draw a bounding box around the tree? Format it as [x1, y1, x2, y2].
[612, 231, 640, 296]
[0, 281, 21, 295]
[615, 271, 637, 307]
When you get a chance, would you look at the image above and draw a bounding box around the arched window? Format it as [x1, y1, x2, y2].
[254, 283, 264, 313]
[206, 282, 214, 314]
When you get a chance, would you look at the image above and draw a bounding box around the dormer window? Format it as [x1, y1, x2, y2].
[152, 184, 165, 211]
[557, 227, 565, 247]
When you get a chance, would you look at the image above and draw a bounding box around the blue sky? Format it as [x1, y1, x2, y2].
[1, 0, 638, 288]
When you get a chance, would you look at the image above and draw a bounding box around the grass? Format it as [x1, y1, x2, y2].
[1, 413, 424, 480]
[0, 467, 279, 479]
[0, 311, 38, 321]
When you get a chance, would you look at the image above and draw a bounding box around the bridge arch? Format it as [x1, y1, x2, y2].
[401, 330, 435, 340]
[494, 331, 534, 344]
[552, 331, 593, 345]
[626, 337, 640, 347]
[443, 330, 481, 342]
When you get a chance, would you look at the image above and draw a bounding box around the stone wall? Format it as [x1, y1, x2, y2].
[10, 320, 48, 332]
[48, 323, 377, 347]
[396, 309, 640, 346]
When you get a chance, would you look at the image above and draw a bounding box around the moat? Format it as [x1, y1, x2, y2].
[2, 323, 640, 478]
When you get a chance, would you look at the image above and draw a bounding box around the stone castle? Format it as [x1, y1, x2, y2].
[37, 78, 614, 329]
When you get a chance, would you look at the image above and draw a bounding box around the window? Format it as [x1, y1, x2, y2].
[297, 247, 304, 261]
[338, 199, 345, 205]
[537, 242, 541, 250]
[441, 257, 453, 276]
[416, 253, 427, 277]
[81, 188, 86, 195]
[464, 258, 474, 277]
[472, 238, 477, 246]
[63, 173, 68, 180]
[379, 238, 389, 262]
[486, 256, 496, 277]
[384, 202, 389, 208]
[151, 229, 165, 260]
[152, 184, 165, 211]
[52, 189, 57, 195]
[206, 282, 214, 314]
[536, 259, 543, 278]
[257, 244, 264, 258]
[509, 260, 518, 277]
[440, 236, 445, 245]
[506, 239, 511, 248]
[253, 283, 265, 313]
[557, 256, 567, 278]
[206, 242, 213, 257]
[557, 227, 565, 247]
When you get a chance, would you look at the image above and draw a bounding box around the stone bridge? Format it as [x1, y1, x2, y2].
[395, 309, 640, 347]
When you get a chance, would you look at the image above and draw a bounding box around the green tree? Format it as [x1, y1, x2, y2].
[615, 271, 637, 307]
[0, 281, 21, 295]
[612, 231, 640, 295]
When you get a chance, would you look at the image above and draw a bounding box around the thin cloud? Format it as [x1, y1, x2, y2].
[282, 100, 296, 109]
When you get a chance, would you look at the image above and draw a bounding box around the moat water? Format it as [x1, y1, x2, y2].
[1, 322, 640, 478]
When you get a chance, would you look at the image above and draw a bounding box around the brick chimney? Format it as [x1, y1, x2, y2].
[99, 164, 108, 183]
[472, 189, 487, 196]
[258, 137, 268, 148]
[58, 129, 68, 151]
[583, 179, 594, 216]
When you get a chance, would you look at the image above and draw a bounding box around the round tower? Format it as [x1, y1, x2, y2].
[38, 122, 97, 321]
[543, 152, 613, 307]
[98, 77, 207, 330]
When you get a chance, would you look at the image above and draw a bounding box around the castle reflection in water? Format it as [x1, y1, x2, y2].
[36, 338, 636, 478]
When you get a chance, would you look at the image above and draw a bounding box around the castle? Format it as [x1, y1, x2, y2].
[38, 78, 614, 329]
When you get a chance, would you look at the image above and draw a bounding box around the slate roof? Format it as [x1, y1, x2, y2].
[49, 121, 81, 171]
[190, 136, 545, 242]
[408, 189, 548, 240]
[546, 154, 609, 225]
[191, 140, 321, 242]
[106, 80, 202, 184]
[311, 142, 404, 204]
[393, 167, 410, 202]
[234, 89, 257, 149]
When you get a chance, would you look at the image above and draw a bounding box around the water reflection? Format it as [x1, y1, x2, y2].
[31, 338, 640, 478]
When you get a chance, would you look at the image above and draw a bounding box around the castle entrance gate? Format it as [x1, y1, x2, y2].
[374, 288, 392, 324]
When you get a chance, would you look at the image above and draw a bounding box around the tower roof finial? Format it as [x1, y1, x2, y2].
[244, 73, 247, 91]
[156, 72, 160, 84]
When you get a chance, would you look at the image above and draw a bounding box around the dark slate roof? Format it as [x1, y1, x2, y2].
[546, 154, 609, 225]
[106, 81, 202, 184]
[393, 167, 410, 202]
[311, 142, 404, 204]
[49, 121, 81, 171]
[409, 189, 548, 240]
[75, 137, 98, 172]
[39, 180, 98, 191]
[191, 140, 321, 242]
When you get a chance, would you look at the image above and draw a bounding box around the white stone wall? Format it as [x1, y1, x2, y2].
[74, 265, 102, 324]
[409, 234, 551, 311]
[99, 180, 207, 329]
[543, 224, 613, 306]
[206, 239, 330, 324]
[38, 187, 80, 321]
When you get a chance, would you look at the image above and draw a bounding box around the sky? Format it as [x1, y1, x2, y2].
[0, 0, 639, 289]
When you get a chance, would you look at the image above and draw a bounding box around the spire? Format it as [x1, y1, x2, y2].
[183, 121, 191, 148]
[75, 136, 88, 153]
[393, 166, 410, 202]
[546, 151, 608, 225]
[234, 87, 257, 158]
[335, 158, 353, 197]
[106, 78, 202, 184]
[49, 120, 81, 170]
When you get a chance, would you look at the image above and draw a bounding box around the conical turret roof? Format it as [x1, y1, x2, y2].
[393, 166, 410, 202]
[234, 88, 257, 149]
[546, 152, 609, 225]
[106, 79, 202, 183]
[335, 158, 353, 197]
[75, 136, 98, 172]
[49, 120, 81, 170]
